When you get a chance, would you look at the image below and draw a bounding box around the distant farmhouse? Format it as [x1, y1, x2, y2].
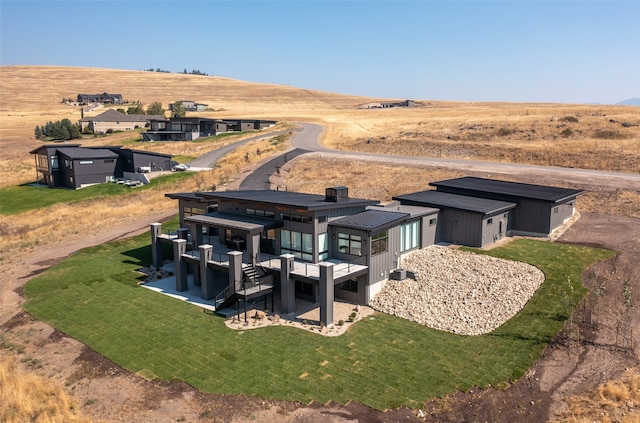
[362, 100, 415, 109]
[77, 93, 123, 104]
[150, 178, 583, 326]
[143, 117, 277, 141]
[169, 100, 208, 112]
[79, 110, 164, 134]
[30, 144, 172, 189]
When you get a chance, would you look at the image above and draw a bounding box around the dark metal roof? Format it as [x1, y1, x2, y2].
[185, 211, 283, 232]
[367, 202, 439, 217]
[56, 147, 119, 160]
[430, 177, 585, 203]
[330, 209, 410, 231]
[29, 144, 81, 154]
[79, 109, 161, 122]
[393, 190, 516, 215]
[200, 190, 377, 211]
[166, 192, 217, 202]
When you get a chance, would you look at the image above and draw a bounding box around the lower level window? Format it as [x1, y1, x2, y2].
[339, 279, 358, 292]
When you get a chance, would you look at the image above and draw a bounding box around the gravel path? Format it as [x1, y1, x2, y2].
[370, 246, 545, 335]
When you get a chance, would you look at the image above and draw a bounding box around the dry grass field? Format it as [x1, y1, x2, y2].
[1, 65, 639, 423]
[0, 356, 96, 423]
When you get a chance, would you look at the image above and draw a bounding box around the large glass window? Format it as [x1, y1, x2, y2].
[338, 233, 362, 256]
[400, 221, 419, 251]
[281, 229, 313, 261]
[371, 231, 388, 255]
[246, 208, 275, 218]
[318, 233, 328, 260]
[281, 213, 312, 223]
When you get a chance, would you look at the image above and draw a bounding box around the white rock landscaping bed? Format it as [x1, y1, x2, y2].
[370, 246, 545, 335]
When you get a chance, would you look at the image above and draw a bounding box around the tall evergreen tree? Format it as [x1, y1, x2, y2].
[171, 101, 186, 118]
[147, 102, 165, 116]
[34, 125, 43, 139]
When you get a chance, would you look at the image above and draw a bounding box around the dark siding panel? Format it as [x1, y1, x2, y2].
[73, 159, 117, 187]
[132, 152, 172, 172]
[515, 199, 551, 234]
[440, 209, 483, 247]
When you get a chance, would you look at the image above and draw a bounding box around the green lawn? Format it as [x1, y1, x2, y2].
[23, 233, 613, 410]
[0, 172, 195, 215]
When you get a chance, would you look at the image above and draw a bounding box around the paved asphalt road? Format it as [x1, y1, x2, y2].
[198, 122, 640, 192]
[187, 129, 291, 169]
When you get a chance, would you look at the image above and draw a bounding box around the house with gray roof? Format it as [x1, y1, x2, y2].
[77, 92, 123, 104]
[30, 144, 172, 189]
[152, 178, 583, 327]
[79, 109, 163, 134]
[143, 117, 277, 141]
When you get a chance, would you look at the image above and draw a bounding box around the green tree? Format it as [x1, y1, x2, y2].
[69, 123, 82, 139]
[34, 125, 43, 139]
[49, 122, 70, 140]
[127, 102, 145, 114]
[43, 122, 54, 137]
[147, 101, 165, 116]
[171, 101, 186, 118]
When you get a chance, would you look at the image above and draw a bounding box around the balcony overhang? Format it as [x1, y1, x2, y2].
[185, 211, 283, 235]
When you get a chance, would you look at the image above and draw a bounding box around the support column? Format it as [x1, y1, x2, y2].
[319, 262, 335, 327]
[228, 251, 243, 293]
[173, 239, 188, 292]
[177, 227, 189, 240]
[150, 223, 163, 269]
[280, 254, 295, 314]
[247, 233, 260, 266]
[199, 244, 214, 300]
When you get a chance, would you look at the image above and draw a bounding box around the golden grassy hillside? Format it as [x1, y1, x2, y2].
[2, 65, 639, 187]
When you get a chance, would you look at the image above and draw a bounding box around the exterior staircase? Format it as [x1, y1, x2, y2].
[213, 263, 274, 315]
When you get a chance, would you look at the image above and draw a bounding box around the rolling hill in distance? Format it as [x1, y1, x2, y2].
[2, 65, 639, 186]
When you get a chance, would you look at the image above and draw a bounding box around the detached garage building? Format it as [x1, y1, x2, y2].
[430, 177, 584, 237]
[393, 190, 515, 247]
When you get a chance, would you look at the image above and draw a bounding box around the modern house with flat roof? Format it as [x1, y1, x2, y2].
[429, 177, 584, 237]
[169, 100, 208, 112]
[151, 178, 583, 326]
[155, 187, 439, 326]
[143, 117, 277, 141]
[30, 144, 172, 189]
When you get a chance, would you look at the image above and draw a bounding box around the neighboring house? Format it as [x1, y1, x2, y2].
[428, 177, 584, 237]
[79, 109, 164, 134]
[152, 178, 583, 326]
[77, 93, 123, 104]
[143, 117, 277, 141]
[30, 144, 172, 189]
[365, 100, 415, 109]
[169, 100, 208, 112]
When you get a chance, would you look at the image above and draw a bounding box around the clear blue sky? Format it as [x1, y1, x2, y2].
[1, 0, 638, 104]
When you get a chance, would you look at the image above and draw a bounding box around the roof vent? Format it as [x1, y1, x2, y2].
[325, 186, 349, 202]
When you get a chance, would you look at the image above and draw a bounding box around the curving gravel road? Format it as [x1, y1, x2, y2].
[290, 122, 640, 192]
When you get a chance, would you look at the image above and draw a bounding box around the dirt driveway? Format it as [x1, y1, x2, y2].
[1, 212, 638, 423]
